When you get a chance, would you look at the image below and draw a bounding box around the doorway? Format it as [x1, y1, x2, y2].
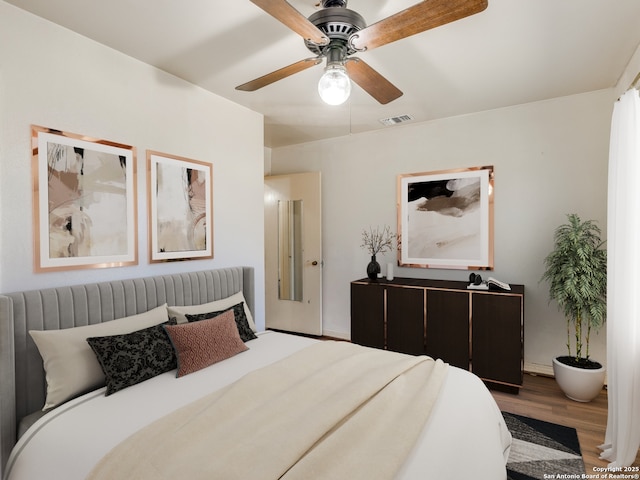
[264, 172, 322, 335]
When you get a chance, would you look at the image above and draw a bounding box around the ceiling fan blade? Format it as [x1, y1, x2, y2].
[236, 58, 323, 92]
[345, 58, 403, 105]
[350, 0, 488, 52]
[250, 0, 328, 45]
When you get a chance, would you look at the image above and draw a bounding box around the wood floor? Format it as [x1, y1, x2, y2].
[492, 373, 640, 473]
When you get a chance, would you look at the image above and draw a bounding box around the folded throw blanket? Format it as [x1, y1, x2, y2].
[88, 341, 447, 480]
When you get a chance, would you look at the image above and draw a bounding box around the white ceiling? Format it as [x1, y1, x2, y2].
[6, 0, 640, 148]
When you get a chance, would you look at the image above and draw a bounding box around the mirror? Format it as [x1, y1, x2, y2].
[278, 199, 303, 301]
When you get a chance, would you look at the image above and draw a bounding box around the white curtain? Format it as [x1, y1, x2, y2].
[600, 88, 640, 467]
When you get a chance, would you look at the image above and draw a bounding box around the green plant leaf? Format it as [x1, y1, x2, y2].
[540, 214, 607, 359]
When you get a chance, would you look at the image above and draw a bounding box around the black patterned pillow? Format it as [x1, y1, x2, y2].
[87, 321, 177, 396]
[185, 302, 257, 342]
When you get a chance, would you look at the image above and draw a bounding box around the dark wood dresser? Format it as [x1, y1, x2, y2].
[350, 277, 524, 393]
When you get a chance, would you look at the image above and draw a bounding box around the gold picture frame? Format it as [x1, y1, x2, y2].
[147, 150, 213, 262]
[32, 125, 138, 272]
[397, 165, 494, 270]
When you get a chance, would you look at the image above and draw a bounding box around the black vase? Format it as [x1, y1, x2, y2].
[366, 255, 381, 280]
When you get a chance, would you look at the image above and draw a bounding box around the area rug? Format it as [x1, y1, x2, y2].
[503, 412, 585, 480]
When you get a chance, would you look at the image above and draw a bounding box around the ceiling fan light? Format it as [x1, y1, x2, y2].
[318, 65, 351, 106]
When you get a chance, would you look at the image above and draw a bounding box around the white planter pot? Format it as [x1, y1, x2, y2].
[552, 357, 606, 402]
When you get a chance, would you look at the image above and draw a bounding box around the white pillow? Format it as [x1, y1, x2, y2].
[168, 291, 256, 331]
[30, 304, 169, 410]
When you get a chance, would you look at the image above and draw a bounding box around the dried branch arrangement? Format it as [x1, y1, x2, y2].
[361, 225, 396, 256]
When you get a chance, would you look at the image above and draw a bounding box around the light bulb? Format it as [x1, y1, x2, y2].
[318, 65, 351, 106]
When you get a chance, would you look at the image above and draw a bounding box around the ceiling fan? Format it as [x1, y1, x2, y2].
[236, 0, 488, 105]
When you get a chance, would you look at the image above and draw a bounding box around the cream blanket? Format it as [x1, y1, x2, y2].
[88, 341, 447, 480]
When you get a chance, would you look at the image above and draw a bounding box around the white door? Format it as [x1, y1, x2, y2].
[264, 172, 322, 335]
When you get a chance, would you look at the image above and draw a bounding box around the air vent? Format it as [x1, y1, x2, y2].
[379, 114, 414, 127]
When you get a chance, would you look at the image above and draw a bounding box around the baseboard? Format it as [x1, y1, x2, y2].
[321, 329, 350, 341]
[524, 361, 608, 386]
[524, 362, 555, 378]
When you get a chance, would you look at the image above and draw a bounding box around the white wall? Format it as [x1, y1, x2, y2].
[0, 3, 267, 329]
[270, 89, 615, 371]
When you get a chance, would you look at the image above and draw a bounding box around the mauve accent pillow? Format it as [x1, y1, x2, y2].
[87, 322, 177, 396]
[185, 302, 257, 343]
[164, 309, 249, 377]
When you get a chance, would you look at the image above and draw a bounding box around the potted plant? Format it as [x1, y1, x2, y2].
[541, 213, 607, 402]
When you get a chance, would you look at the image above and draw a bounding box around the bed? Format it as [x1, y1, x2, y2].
[0, 267, 511, 480]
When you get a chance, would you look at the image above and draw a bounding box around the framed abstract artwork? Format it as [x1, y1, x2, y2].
[147, 150, 213, 262]
[397, 166, 494, 270]
[31, 125, 138, 272]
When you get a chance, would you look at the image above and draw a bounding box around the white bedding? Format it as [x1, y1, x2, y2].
[4, 331, 511, 480]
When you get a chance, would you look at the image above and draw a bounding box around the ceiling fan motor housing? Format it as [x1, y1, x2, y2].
[321, 0, 348, 8]
[305, 7, 366, 57]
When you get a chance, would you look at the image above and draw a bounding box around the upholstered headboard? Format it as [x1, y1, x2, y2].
[0, 266, 254, 476]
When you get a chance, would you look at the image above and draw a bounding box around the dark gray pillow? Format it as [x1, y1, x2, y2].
[87, 322, 177, 396]
[185, 302, 257, 342]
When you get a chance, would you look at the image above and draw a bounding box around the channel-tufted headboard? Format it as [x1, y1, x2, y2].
[0, 266, 254, 476]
